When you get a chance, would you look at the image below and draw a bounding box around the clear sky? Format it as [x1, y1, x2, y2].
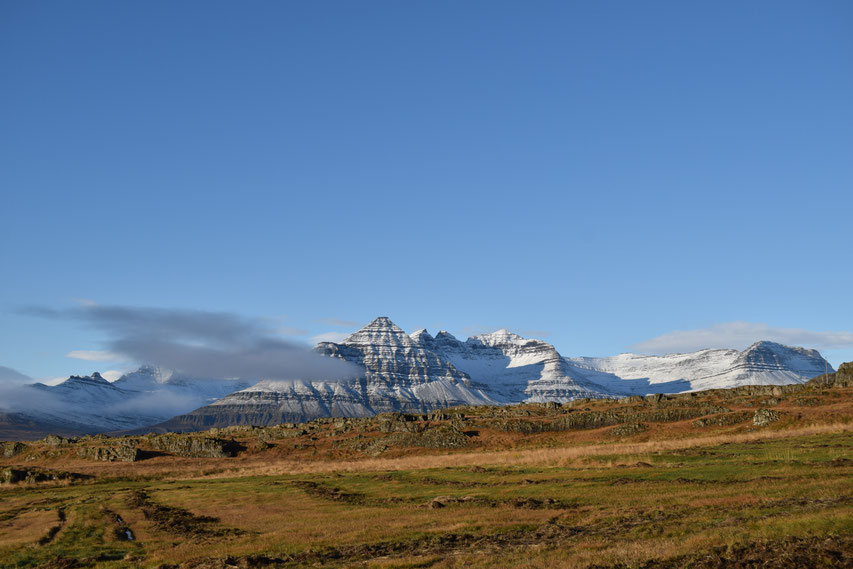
[2, 1, 852, 381]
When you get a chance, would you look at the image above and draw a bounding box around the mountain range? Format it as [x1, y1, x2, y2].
[0, 367, 248, 439]
[0, 317, 833, 438]
[154, 317, 831, 431]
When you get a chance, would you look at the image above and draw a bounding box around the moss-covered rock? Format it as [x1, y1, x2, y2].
[1, 466, 88, 484]
[41, 434, 72, 447]
[2, 441, 26, 458]
[807, 363, 853, 388]
[753, 408, 781, 426]
[150, 435, 240, 458]
[692, 412, 752, 428]
[378, 413, 425, 433]
[76, 442, 141, 462]
[351, 423, 471, 456]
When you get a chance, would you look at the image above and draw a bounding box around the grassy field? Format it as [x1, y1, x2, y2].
[1, 379, 851, 568]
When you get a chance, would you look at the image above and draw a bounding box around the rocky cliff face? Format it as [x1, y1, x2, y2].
[315, 317, 472, 388]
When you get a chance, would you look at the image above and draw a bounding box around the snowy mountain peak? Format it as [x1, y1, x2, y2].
[63, 372, 113, 388]
[735, 340, 829, 376]
[433, 331, 465, 352]
[132, 365, 174, 384]
[473, 329, 526, 346]
[343, 316, 411, 347]
[368, 316, 400, 330]
[409, 329, 436, 349]
[743, 340, 820, 358]
[410, 328, 433, 341]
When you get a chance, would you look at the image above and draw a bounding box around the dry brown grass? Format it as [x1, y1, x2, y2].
[213, 422, 852, 478]
[1, 386, 850, 568]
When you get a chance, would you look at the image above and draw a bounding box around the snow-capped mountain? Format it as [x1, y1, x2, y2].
[157, 317, 832, 430]
[154, 318, 500, 430]
[563, 341, 831, 395]
[1, 318, 834, 436]
[1, 367, 249, 437]
[424, 328, 617, 401]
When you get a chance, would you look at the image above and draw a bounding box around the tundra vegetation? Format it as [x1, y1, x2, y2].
[1, 367, 851, 568]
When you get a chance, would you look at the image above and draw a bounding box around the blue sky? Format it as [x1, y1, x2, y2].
[1, 0, 852, 381]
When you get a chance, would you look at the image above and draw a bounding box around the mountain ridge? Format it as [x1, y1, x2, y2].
[150, 317, 831, 431]
[0, 317, 834, 438]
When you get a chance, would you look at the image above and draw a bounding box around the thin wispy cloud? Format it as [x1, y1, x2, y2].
[631, 322, 853, 354]
[66, 350, 123, 362]
[23, 304, 360, 382]
[100, 370, 125, 382]
[310, 331, 350, 344]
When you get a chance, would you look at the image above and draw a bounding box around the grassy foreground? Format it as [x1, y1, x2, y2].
[1, 379, 851, 568]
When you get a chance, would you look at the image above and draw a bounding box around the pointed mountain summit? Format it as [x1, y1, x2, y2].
[60, 371, 114, 388]
[317, 316, 472, 388]
[340, 316, 412, 348]
[158, 317, 498, 430]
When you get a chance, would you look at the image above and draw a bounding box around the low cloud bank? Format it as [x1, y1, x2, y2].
[24, 304, 360, 382]
[0, 383, 65, 414]
[0, 366, 32, 385]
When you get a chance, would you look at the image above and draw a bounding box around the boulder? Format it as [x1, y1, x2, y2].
[77, 442, 141, 462]
[3, 441, 26, 458]
[753, 408, 781, 426]
[150, 435, 240, 458]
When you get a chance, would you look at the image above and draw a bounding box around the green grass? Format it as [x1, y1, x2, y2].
[1, 431, 851, 568]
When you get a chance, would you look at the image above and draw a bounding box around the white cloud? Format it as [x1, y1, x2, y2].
[631, 322, 853, 354]
[101, 370, 124, 382]
[30, 304, 360, 382]
[36, 376, 69, 386]
[310, 331, 350, 344]
[66, 350, 123, 361]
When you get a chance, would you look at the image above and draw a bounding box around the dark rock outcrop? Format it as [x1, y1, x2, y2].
[753, 408, 781, 426]
[77, 441, 141, 462]
[149, 435, 241, 458]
